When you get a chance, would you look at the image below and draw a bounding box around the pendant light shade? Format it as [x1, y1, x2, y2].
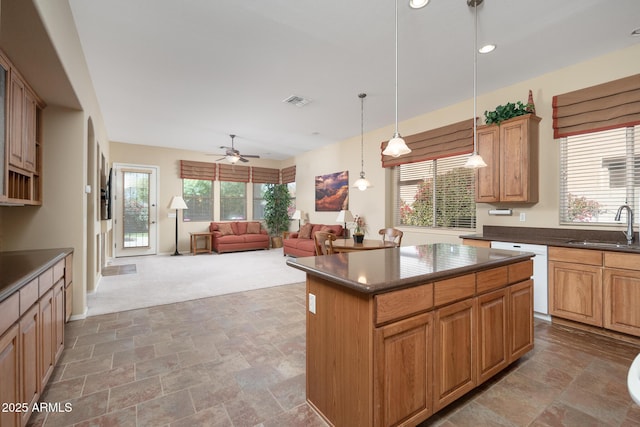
[383, 0, 411, 158]
[464, 0, 487, 169]
[354, 93, 371, 191]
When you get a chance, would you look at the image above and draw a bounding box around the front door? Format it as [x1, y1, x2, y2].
[113, 163, 158, 257]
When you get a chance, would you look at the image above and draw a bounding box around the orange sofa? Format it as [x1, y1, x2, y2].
[283, 223, 343, 257]
[209, 221, 270, 253]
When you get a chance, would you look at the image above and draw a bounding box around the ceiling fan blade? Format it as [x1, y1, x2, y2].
[241, 154, 260, 158]
[239, 157, 250, 163]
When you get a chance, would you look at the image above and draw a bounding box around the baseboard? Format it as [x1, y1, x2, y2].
[551, 316, 640, 345]
[69, 306, 88, 321]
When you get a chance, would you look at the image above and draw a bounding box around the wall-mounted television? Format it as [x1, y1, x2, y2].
[100, 167, 112, 220]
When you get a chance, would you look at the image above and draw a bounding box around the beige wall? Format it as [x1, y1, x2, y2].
[112, 44, 640, 252]
[0, 0, 111, 318]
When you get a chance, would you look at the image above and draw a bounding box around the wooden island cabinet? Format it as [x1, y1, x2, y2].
[0, 249, 73, 427]
[288, 244, 534, 427]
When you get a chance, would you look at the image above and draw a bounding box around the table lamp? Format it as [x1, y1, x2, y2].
[291, 210, 302, 231]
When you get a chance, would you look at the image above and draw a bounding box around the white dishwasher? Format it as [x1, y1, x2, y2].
[490, 241, 548, 319]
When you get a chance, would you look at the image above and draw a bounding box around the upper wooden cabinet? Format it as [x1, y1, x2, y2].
[0, 48, 44, 205]
[475, 114, 541, 203]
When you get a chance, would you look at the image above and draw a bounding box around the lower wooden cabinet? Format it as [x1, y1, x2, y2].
[509, 279, 534, 361]
[477, 288, 508, 385]
[19, 304, 40, 427]
[549, 246, 640, 338]
[39, 288, 55, 392]
[0, 324, 20, 427]
[433, 299, 475, 411]
[374, 312, 432, 427]
[549, 257, 603, 327]
[0, 251, 71, 427]
[603, 268, 640, 336]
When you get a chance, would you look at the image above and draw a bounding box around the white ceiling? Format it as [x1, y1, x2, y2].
[68, 0, 640, 161]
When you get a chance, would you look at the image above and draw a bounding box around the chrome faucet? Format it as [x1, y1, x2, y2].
[615, 204, 635, 245]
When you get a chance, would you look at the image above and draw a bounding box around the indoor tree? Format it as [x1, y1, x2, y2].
[263, 183, 293, 247]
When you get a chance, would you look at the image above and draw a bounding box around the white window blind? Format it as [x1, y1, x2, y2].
[560, 126, 640, 224]
[396, 154, 476, 229]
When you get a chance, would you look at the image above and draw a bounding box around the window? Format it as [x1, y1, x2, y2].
[396, 153, 476, 229]
[220, 181, 246, 220]
[287, 182, 297, 216]
[182, 179, 213, 222]
[253, 183, 267, 219]
[560, 126, 640, 224]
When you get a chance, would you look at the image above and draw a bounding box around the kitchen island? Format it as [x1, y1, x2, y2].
[286, 243, 534, 427]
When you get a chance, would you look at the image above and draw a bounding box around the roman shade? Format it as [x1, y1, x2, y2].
[281, 165, 296, 184]
[218, 164, 250, 182]
[553, 73, 640, 138]
[380, 119, 474, 168]
[180, 160, 216, 180]
[251, 167, 279, 184]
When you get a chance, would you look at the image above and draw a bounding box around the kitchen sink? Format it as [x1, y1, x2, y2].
[566, 240, 640, 250]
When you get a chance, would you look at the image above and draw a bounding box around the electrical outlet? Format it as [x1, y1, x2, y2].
[519, 212, 526, 222]
[309, 293, 316, 314]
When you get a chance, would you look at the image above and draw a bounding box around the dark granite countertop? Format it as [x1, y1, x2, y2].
[286, 243, 534, 295]
[461, 226, 640, 254]
[0, 248, 73, 303]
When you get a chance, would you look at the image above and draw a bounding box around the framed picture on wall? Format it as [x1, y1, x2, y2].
[315, 171, 349, 211]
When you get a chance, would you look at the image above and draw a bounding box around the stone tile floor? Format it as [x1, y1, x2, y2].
[27, 282, 640, 426]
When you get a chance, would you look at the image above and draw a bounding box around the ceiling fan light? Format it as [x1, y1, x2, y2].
[479, 44, 496, 54]
[464, 153, 487, 168]
[226, 154, 240, 164]
[409, 0, 429, 8]
[383, 133, 411, 157]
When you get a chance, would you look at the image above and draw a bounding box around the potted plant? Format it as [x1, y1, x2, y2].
[263, 183, 293, 248]
[352, 215, 366, 243]
[484, 100, 534, 125]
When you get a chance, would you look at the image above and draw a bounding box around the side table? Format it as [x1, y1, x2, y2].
[190, 232, 213, 255]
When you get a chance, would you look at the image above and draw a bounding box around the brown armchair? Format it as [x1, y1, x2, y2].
[314, 231, 337, 255]
[378, 228, 403, 247]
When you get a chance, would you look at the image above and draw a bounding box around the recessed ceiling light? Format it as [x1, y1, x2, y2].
[409, 0, 429, 9]
[632, 28, 640, 36]
[479, 44, 496, 54]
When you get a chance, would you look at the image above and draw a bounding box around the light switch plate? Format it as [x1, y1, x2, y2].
[309, 293, 316, 314]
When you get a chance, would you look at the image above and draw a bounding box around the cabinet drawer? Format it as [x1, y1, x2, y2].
[549, 246, 602, 265]
[0, 292, 19, 336]
[509, 260, 533, 284]
[19, 278, 39, 314]
[53, 259, 65, 283]
[434, 274, 475, 307]
[476, 266, 508, 294]
[375, 283, 433, 325]
[39, 267, 54, 296]
[604, 251, 640, 270]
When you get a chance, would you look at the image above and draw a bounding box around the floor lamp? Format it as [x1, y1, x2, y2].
[169, 196, 188, 256]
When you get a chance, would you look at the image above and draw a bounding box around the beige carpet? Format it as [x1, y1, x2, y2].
[87, 248, 305, 316]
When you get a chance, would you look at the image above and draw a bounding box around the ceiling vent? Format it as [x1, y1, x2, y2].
[282, 95, 311, 107]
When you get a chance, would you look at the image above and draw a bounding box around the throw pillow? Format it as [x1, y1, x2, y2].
[320, 225, 332, 234]
[247, 222, 261, 234]
[217, 222, 234, 236]
[299, 223, 313, 239]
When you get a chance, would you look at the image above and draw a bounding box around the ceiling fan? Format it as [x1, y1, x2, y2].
[214, 134, 260, 164]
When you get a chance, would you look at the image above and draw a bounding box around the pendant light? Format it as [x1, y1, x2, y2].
[353, 93, 372, 191]
[464, 0, 487, 169]
[382, 0, 411, 158]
